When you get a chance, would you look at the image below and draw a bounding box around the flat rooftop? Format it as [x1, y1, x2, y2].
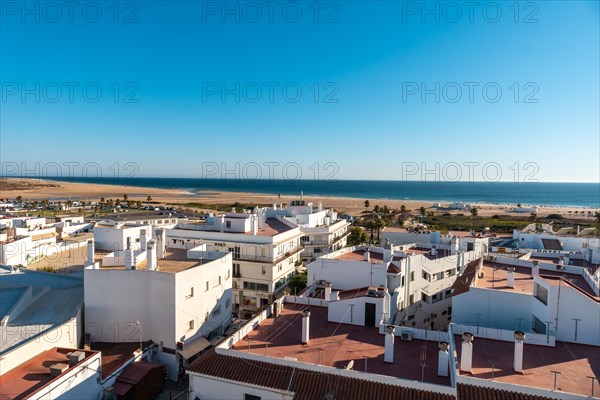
[474, 262, 598, 300]
[0, 347, 98, 400]
[455, 336, 600, 398]
[91, 341, 152, 379]
[232, 304, 450, 386]
[173, 218, 294, 237]
[332, 249, 385, 263]
[97, 248, 225, 273]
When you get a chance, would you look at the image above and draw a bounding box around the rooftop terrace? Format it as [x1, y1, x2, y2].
[232, 304, 450, 386]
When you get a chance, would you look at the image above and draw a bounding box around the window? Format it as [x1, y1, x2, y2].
[212, 305, 221, 318]
[446, 269, 453, 277]
[262, 266, 266, 275]
[314, 248, 321, 254]
[243, 281, 269, 292]
[218, 276, 222, 285]
[534, 283, 548, 305]
[205, 281, 209, 291]
[188, 320, 194, 330]
[422, 271, 430, 281]
[410, 271, 414, 282]
[421, 293, 428, 302]
[233, 263, 241, 277]
[244, 395, 261, 400]
[226, 221, 231, 228]
[532, 315, 546, 334]
[409, 294, 414, 304]
[301, 236, 309, 243]
[401, 275, 405, 287]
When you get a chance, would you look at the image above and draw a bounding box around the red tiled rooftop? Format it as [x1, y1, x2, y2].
[0, 347, 98, 400]
[188, 350, 454, 400]
[455, 337, 600, 398]
[232, 304, 450, 386]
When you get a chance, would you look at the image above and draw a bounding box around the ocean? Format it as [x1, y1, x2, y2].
[35, 178, 600, 208]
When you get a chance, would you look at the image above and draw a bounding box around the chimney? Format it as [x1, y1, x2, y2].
[431, 245, 437, 256]
[86, 239, 95, 265]
[219, 215, 225, 233]
[507, 267, 515, 288]
[363, 251, 371, 262]
[147, 240, 157, 271]
[156, 229, 166, 259]
[301, 311, 310, 344]
[324, 283, 332, 301]
[124, 244, 135, 270]
[438, 342, 450, 377]
[460, 332, 474, 373]
[513, 331, 525, 373]
[273, 203, 277, 210]
[318, 201, 323, 212]
[384, 325, 395, 363]
[259, 210, 265, 230]
[532, 261, 539, 277]
[330, 291, 339, 301]
[140, 229, 147, 251]
[251, 215, 258, 235]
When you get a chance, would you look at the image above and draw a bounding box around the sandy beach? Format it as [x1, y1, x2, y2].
[1, 178, 597, 218]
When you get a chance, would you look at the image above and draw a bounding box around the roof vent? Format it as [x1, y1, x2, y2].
[49, 363, 69, 376]
[67, 351, 86, 365]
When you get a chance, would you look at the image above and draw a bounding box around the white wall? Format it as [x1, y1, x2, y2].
[189, 374, 293, 400]
[328, 296, 384, 326]
[308, 258, 388, 290]
[29, 352, 102, 400]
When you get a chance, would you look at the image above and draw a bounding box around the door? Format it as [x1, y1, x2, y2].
[365, 303, 376, 327]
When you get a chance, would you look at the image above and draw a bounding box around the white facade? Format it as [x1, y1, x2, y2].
[189, 374, 293, 400]
[93, 222, 152, 251]
[84, 250, 232, 379]
[167, 210, 304, 313]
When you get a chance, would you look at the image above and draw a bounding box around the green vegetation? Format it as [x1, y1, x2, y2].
[37, 266, 56, 273]
[287, 272, 307, 295]
[347, 226, 368, 246]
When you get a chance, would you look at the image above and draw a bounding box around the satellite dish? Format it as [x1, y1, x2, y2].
[345, 360, 354, 370]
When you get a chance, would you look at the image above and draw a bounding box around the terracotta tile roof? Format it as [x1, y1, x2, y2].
[457, 383, 555, 400]
[187, 350, 454, 400]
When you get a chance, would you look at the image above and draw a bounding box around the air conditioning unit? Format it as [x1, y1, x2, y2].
[401, 332, 413, 341]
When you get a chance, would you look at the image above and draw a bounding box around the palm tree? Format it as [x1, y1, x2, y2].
[123, 194, 128, 202]
[530, 212, 537, 221]
[365, 219, 376, 243]
[364, 200, 370, 214]
[470, 207, 478, 232]
[419, 207, 426, 217]
[147, 196, 153, 208]
[373, 205, 380, 215]
[16, 195, 23, 203]
[400, 204, 406, 214]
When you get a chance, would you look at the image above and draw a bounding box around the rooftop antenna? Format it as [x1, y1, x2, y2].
[345, 360, 354, 370]
[587, 376, 597, 397]
[550, 371, 561, 391]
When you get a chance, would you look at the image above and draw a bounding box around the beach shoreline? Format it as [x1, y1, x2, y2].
[1, 178, 598, 218]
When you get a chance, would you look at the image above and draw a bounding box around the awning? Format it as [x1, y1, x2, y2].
[178, 336, 211, 359]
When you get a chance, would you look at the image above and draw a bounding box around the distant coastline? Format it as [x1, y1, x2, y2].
[7, 176, 598, 208]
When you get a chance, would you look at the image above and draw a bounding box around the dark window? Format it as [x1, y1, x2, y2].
[226, 221, 231, 228]
[532, 315, 546, 334]
[245, 395, 261, 400]
[534, 284, 548, 305]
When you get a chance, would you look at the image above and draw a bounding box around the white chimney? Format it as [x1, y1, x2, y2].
[438, 342, 450, 377]
[219, 215, 225, 232]
[384, 325, 395, 363]
[156, 229, 166, 259]
[532, 261, 539, 277]
[513, 331, 525, 373]
[363, 251, 371, 262]
[324, 283, 332, 301]
[318, 201, 323, 212]
[86, 239, 95, 265]
[273, 203, 277, 210]
[140, 229, 147, 251]
[251, 215, 258, 235]
[564, 256, 570, 265]
[124, 245, 135, 270]
[431, 245, 437, 256]
[330, 291, 339, 301]
[460, 332, 474, 373]
[147, 240, 157, 271]
[259, 210, 265, 230]
[301, 311, 310, 344]
[507, 268, 515, 288]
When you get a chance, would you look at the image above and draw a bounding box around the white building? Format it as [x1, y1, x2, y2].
[84, 239, 233, 380]
[266, 198, 350, 261]
[166, 209, 304, 314]
[307, 241, 485, 330]
[0, 267, 83, 374]
[93, 221, 152, 251]
[452, 256, 600, 346]
[510, 223, 599, 264]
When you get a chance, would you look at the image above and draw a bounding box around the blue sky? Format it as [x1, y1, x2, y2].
[1, 0, 599, 182]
